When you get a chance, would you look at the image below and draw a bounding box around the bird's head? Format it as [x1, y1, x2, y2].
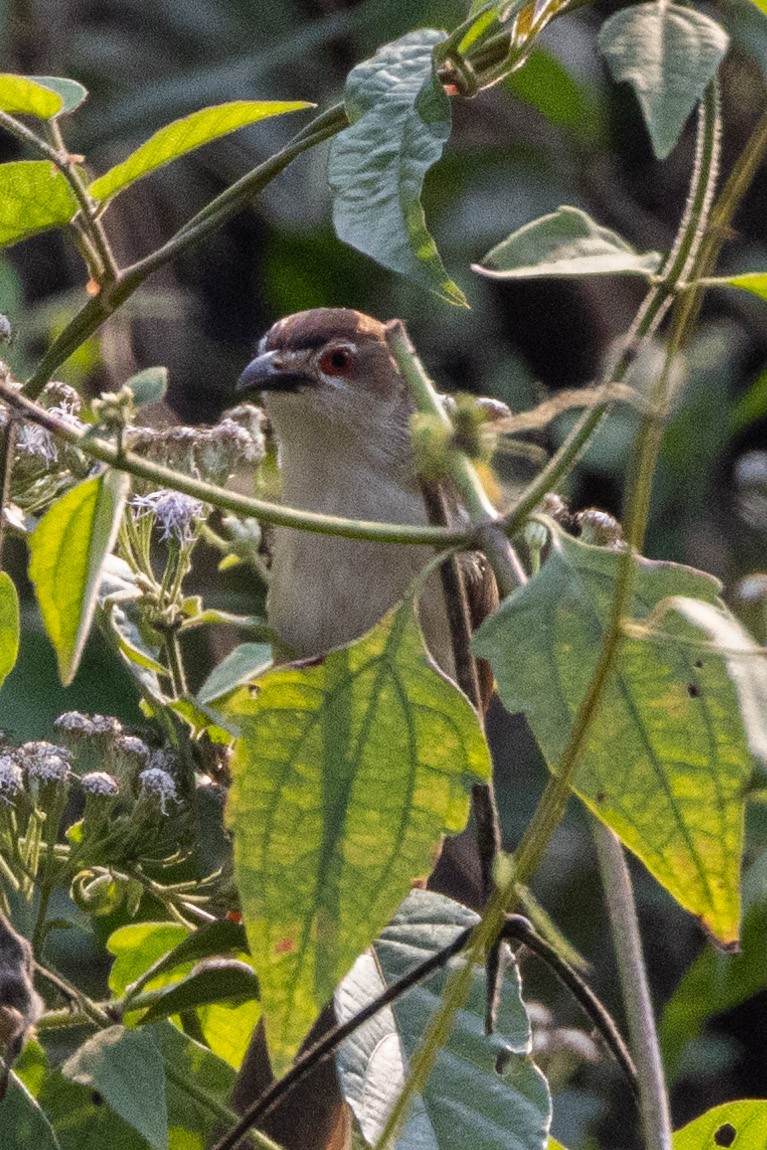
[236, 309, 411, 454]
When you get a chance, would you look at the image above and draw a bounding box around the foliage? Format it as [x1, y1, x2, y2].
[0, 2, 765, 1150]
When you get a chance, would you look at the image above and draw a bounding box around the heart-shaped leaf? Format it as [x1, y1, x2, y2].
[225, 599, 491, 1071]
[335, 890, 551, 1150]
[599, 4, 728, 159]
[474, 528, 767, 945]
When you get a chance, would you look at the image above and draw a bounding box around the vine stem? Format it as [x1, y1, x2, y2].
[512, 82, 722, 887]
[593, 822, 671, 1148]
[385, 320, 527, 597]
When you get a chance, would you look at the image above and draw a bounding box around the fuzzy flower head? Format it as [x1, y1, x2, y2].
[131, 489, 205, 544]
[0, 755, 23, 803]
[15, 422, 58, 466]
[81, 771, 120, 797]
[137, 767, 177, 814]
[20, 741, 71, 783]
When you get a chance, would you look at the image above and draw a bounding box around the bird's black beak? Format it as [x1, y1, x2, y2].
[236, 351, 308, 395]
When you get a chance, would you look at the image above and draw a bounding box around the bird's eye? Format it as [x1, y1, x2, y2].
[319, 347, 354, 376]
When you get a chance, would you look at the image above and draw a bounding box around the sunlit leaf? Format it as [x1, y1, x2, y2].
[329, 30, 467, 307]
[0, 571, 19, 689]
[27, 75, 88, 114]
[29, 470, 130, 685]
[62, 1026, 168, 1150]
[474, 527, 767, 945]
[0, 73, 62, 117]
[703, 271, 767, 301]
[109, 922, 191, 996]
[599, 4, 728, 160]
[474, 205, 662, 281]
[197, 642, 272, 705]
[88, 100, 313, 202]
[674, 1100, 767, 1148]
[0, 161, 78, 247]
[225, 599, 491, 1070]
[139, 960, 258, 1024]
[335, 890, 551, 1150]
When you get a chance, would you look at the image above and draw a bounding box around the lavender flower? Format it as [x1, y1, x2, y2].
[131, 489, 205, 544]
[137, 767, 177, 814]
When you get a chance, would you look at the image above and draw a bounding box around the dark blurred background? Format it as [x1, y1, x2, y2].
[1, 1, 767, 1145]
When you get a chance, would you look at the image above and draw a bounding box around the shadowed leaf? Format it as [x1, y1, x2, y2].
[474, 206, 662, 281]
[329, 30, 467, 306]
[335, 890, 551, 1150]
[599, 4, 728, 159]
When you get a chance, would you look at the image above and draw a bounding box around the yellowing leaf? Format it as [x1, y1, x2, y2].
[0, 73, 62, 117]
[88, 100, 313, 202]
[0, 161, 78, 248]
[474, 528, 767, 945]
[28, 470, 129, 685]
[0, 571, 19, 690]
[225, 599, 491, 1070]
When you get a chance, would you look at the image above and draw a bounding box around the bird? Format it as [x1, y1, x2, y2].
[231, 307, 499, 1150]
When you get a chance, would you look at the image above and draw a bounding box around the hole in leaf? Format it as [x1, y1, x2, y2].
[91, 1091, 104, 1106]
[596, 791, 606, 803]
[694, 659, 703, 669]
[714, 1123, 736, 1147]
[687, 683, 701, 699]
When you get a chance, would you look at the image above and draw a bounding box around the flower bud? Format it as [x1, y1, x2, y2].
[576, 508, 624, 548]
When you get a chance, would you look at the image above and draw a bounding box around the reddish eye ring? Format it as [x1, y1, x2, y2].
[319, 347, 353, 376]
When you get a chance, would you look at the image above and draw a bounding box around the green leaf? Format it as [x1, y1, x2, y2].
[0, 73, 62, 117]
[38, 1072, 147, 1150]
[660, 853, 767, 1079]
[108, 922, 190, 996]
[139, 959, 258, 1024]
[124, 366, 168, 408]
[474, 205, 662, 281]
[335, 890, 551, 1150]
[2, 1075, 61, 1150]
[0, 161, 78, 248]
[329, 29, 467, 307]
[29, 470, 130, 684]
[61, 1026, 168, 1150]
[474, 528, 766, 945]
[703, 271, 767, 301]
[148, 1022, 236, 1143]
[110, 919, 247, 997]
[0, 570, 20, 689]
[225, 598, 491, 1070]
[108, 921, 257, 1070]
[198, 642, 272, 705]
[504, 47, 604, 145]
[29, 76, 88, 114]
[598, 4, 728, 160]
[730, 365, 767, 434]
[674, 1100, 767, 1148]
[88, 100, 313, 202]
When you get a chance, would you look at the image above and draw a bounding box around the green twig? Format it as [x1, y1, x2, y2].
[0, 379, 469, 546]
